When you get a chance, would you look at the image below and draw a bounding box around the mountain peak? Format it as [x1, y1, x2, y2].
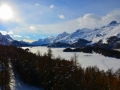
[108, 20, 118, 26]
[59, 32, 69, 37]
[31, 36, 55, 45]
[76, 29, 81, 32]
[0, 33, 11, 45]
[62, 31, 69, 35]
[75, 28, 92, 33]
[47, 36, 54, 39]
[4, 34, 13, 42]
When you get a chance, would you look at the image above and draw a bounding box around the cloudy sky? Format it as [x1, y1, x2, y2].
[0, 0, 120, 42]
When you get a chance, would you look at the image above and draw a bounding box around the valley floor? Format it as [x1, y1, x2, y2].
[22, 46, 120, 72]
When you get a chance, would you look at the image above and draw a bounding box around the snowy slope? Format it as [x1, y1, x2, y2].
[53, 32, 70, 43]
[0, 33, 30, 46]
[0, 33, 11, 45]
[53, 28, 93, 44]
[4, 34, 13, 42]
[92, 21, 120, 43]
[31, 36, 55, 45]
[53, 21, 120, 44]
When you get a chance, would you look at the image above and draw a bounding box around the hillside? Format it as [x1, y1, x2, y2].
[52, 21, 120, 44]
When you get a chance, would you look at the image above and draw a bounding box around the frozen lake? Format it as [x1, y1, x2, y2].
[22, 46, 120, 71]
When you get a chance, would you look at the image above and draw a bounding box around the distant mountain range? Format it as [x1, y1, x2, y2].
[52, 21, 120, 44]
[0, 33, 11, 45]
[0, 33, 55, 46]
[31, 36, 55, 46]
[0, 33, 30, 46]
[0, 20, 120, 49]
[49, 21, 120, 49]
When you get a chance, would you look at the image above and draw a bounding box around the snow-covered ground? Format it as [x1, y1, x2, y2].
[22, 46, 120, 72]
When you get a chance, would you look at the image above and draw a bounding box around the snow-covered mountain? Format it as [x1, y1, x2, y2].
[0, 33, 30, 46]
[0, 33, 11, 45]
[19, 40, 31, 45]
[4, 34, 13, 42]
[52, 21, 120, 44]
[92, 21, 120, 44]
[72, 38, 91, 47]
[94, 35, 120, 49]
[53, 32, 70, 43]
[11, 40, 31, 47]
[0, 21, 120, 48]
[31, 36, 55, 45]
[0, 32, 55, 46]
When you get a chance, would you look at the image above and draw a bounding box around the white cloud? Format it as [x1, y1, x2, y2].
[9, 8, 120, 36]
[14, 35, 22, 38]
[35, 3, 40, 6]
[58, 15, 65, 19]
[77, 9, 120, 29]
[0, 30, 14, 35]
[8, 31, 14, 34]
[102, 9, 120, 23]
[30, 26, 37, 30]
[25, 36, 30, 38]
[77, 14, 103, 28]
[0, 31, 8, 35]
[50, 5, 55, 8]
[32, 9, 120, 34]
[33, 19, 79, 34]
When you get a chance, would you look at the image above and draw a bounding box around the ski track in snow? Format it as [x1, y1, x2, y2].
[102, 59, 109, 70]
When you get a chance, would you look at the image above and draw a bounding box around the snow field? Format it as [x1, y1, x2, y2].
[22, 46, 120, 72]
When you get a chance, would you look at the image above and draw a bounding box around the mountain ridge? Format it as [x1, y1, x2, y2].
[52, 21, 120, 45]
[31, 36, 55, 46]
[0, 20, 120, 49]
